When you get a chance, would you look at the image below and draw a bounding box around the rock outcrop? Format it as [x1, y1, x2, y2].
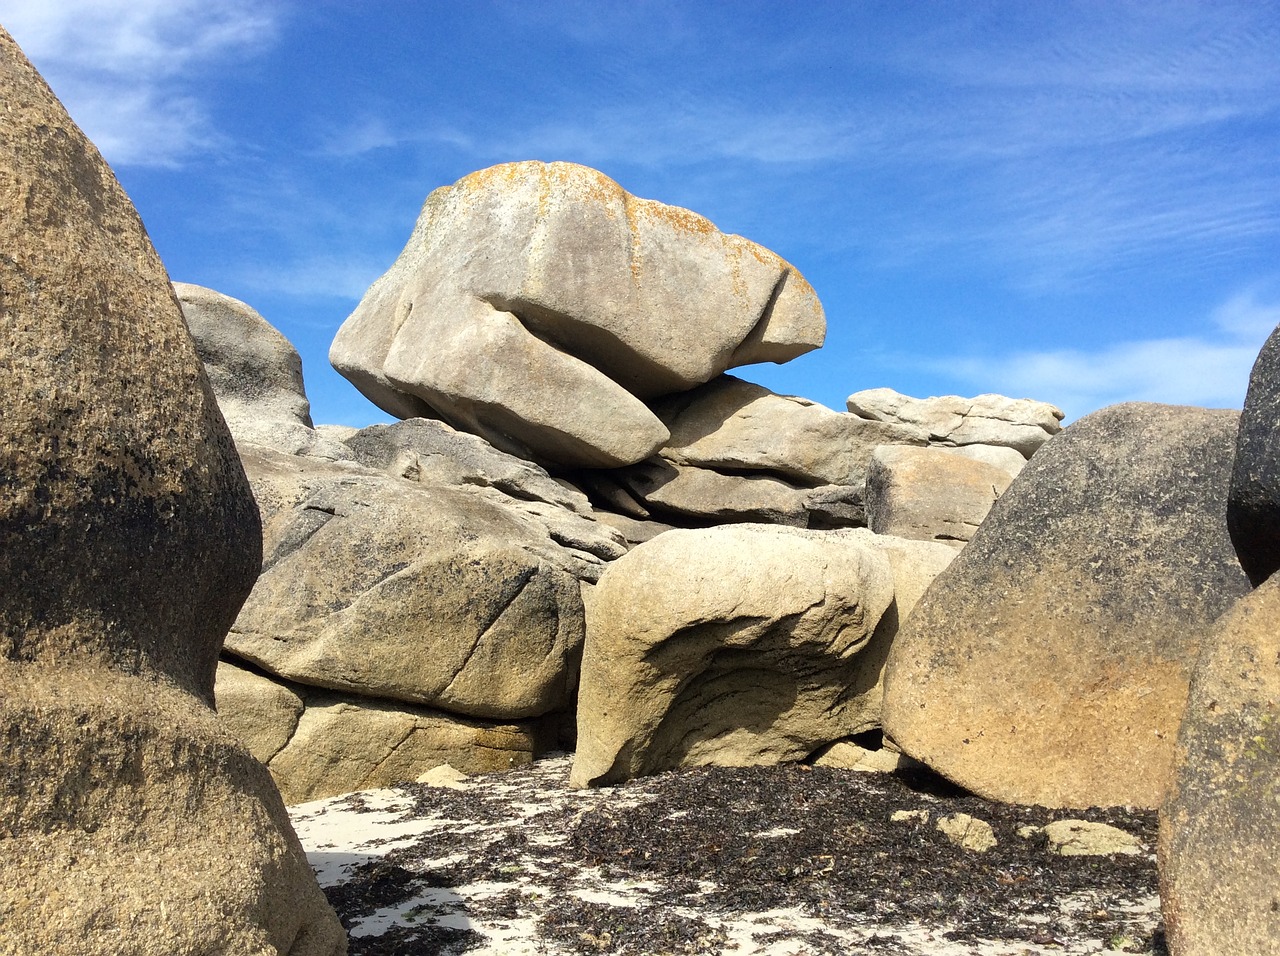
[330, 161, 825, 468]
[882, 403, 1251, 808]
[1158, 573, 1280, 954]
[571, 525, 955, 787]
[571, 525, 894, 787]
[225, 444, 609, 721]
[599, 375, 925, 528]
[0, 26, 343, 955]
[216, 661, 546, 804]
[1228, 321, 1280, 585]
[846, 388, 1064, 458]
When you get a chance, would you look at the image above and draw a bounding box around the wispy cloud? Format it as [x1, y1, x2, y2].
[931, 288, 1280, 419]
[2, 0, 278, 167]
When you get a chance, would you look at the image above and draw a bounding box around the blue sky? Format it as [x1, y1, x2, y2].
[6, 1, 1280, 427]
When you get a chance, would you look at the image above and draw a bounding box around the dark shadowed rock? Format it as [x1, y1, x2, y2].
[1158, 574, 1280, 954]
[1228, 322, 1280, 585]
[882, 403, 1251, 808]
[0, 26, 343, 955]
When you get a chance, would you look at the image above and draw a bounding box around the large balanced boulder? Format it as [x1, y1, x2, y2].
[1228, 321, 1280, 585]
[571, 524, 898, 788]
[330, 161, 825, 468]
[846, 388, 1064, 458]
[0, 26, 343, 956]
[882, 403, 1251, 808]
[1158, 574, 1280, 954]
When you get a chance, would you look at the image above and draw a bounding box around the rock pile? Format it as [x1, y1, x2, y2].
[170, 159, 1280, 954]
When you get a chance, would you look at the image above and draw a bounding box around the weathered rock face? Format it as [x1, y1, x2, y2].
[846, 388, 1064, 458]
[176, 282, 313, 446]
[864, 445, 1014, 547]
[330, 161, 825, 468]
[345, 417, 592, 514]
[657, 376, 926, 487]
[1228, 322, 1280, 586]
[882, 403, 1251, 808]
[0, 26, 342, 955]
[571, 525, 898, 788]
[178, 282, 354, 462]
[1158, 574, 1280, 954]
[216, 661, 545, 805]
[227, 445, 613, 720]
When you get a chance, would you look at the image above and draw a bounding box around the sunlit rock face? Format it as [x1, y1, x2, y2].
[330, 160, 826, 468]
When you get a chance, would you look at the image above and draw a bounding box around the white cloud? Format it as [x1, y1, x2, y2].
[2, 0, 277, 167]
[236, 255, 389, 305]
[933, 289, 1280, 420]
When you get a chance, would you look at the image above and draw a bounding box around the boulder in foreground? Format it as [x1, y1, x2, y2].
[1228, 320, 1280, 585]
[571, 525, 959, 787]
[882, 403, 1250, 808]
[0, 26, 343, 954]
[1158, 573, 1280, 954]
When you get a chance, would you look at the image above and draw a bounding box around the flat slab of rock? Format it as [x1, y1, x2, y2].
[330, 161, 825, 468]
[1158, 573, 1280, 954]
[216, 660, 545, 804]
[571, 524, 896, 787]
[655, 375, 927, 487]
[847, 388, 1064, 458]
[344, 417, 592, 514]
[882, 403, 1251, 808]
[1228, 321, 1280, 585]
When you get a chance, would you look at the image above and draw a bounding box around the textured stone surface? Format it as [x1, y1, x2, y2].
[0, 27, 342, 954]
[215, 661, 306, 765]
[175, 282, 320, 455]
[865, 445, 1014, 547]
[655, 375, 927, 487]
[344, 417, 592, 514]
[1228, 321, 1280, 585]
[268, 693, 542, 805]
[228, 445, 594, 720]
[330, 161, 824, 468]
[882, 403, 1250, 808]
[571, 525, 896, 787]
[216, 659, 545, 804]
[1043, 821, 1143, 857]
[1158, 573, 1280, 954]
[846, 388, 1064, 457]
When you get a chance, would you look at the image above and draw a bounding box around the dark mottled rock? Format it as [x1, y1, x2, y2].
[1228, 322, 1280, 585]
[1158, 574, 1280, 954]
[0, 26, 343, 954]
[882, 403, 1251, 808]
